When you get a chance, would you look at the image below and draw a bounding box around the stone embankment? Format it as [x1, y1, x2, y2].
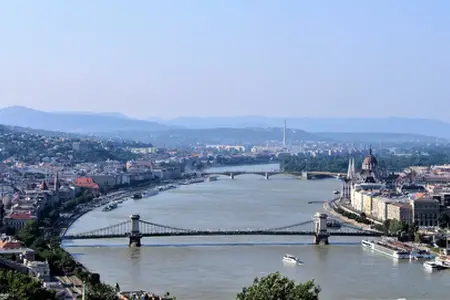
[323, 198, 373, 231]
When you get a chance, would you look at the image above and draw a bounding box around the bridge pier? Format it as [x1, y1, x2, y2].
[129, 214, 142, 247]
[313, 212, 329, 245]
[229, 173, 234, 180]
[265, 172, 269, 180]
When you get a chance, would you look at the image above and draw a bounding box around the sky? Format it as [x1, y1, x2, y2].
[1, 0, 449, 120]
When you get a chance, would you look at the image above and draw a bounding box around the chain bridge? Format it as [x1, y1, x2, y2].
[61, 213, 382, 247]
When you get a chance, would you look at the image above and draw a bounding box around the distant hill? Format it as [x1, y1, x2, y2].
[315, 132, 446, 143]
[151, 116, 450, 140]
[0, 107, 445, 145]
[0, 106, 169, 133]
[92, 127, 315, 147]
[91, 128, 444, 147]
[55, 111, 131, 119]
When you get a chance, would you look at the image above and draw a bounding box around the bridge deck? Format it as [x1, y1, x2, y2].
[63, 230, 381, 240]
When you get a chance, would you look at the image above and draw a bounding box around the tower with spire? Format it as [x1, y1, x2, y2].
[54, 172, 61, 194]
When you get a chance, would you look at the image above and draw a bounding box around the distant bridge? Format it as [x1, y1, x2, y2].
[61, 213, 382, 247]
[201, 170, 343, 180]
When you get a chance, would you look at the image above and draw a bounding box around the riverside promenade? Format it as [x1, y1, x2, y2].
[323, 198, 374, 231]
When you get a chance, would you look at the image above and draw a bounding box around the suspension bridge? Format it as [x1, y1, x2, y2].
[61, 213, 382, 247]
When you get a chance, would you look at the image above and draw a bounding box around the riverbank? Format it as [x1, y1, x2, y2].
[60, 176, 208, 236]
[323, 198, 375, 231]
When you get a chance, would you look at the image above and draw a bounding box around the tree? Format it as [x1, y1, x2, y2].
[85, 282, 118, 300]
[388, 219, 402, 235]
[236, 272, 320, 300]
[0, 269, 55, 300]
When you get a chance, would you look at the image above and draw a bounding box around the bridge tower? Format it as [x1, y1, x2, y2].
[129, 214, 142, 247]
[313, 212, 329, 245]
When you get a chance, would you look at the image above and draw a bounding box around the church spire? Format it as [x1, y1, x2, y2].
[54, 172, 61, 193]
[347, 159, 352, 179]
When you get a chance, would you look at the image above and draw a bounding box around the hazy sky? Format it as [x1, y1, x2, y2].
[1, 1, 449, 120]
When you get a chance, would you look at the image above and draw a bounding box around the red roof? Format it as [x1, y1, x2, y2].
[74, 177, 99, 189]
[6, 212, 33, 220]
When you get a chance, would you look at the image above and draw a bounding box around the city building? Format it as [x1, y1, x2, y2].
[410, 193, 440, 227]
[3, 211, 36, 231]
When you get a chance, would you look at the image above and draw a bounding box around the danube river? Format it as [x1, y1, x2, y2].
[64, 164, 450, 300]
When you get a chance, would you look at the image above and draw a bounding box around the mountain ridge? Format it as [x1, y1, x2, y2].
[0, 106, 169, 133]
[148, 116, 450, 139]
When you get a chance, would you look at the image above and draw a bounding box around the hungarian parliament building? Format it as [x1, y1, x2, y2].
[340, 148, 443, 228]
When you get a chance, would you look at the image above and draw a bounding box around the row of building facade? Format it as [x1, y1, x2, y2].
[342, 149, 450, 227]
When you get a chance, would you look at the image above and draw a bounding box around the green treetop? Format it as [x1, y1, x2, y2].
[237, 272, 320, 300]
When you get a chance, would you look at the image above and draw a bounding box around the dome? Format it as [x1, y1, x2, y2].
[362, 148, 377, 171]
[363, 154, 377, 166]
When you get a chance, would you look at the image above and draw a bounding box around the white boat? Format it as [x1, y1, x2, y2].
[372, 241, 410, 259]
[282, 254, 303, 265]
[435, 256, 450, 267]
[423, 261, 445, 271]
[361, 240, 374, 249]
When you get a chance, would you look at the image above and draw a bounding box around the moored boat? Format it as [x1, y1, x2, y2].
[366, 239, 410, 259]
[361, 239, 374, 249]
[132, 193, 143, 199]
[423, 261, 445, 271]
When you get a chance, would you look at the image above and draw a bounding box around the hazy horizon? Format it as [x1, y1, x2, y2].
[5, 105, 450, 123]
[1, 1, 449, 120]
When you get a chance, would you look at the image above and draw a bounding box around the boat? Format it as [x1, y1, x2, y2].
[361, 240, 375, 249]
[410, 249, 435, 260]
[282, 254, 303, 265]
[102, 202, 118, 212]
[333, 190, 340, 195]
[326, 218, 341, 228]
[132, 193, 143, 200]
[208, 176, 219, 182]
[435, 255, 450, 267]
[371, 240, 410, 259]
[423, 261, 445, 271]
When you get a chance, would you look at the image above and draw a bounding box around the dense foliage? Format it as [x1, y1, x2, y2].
[0, 126, 141, 164]
[281, 148, 450, 173]
[236, 272, 320, 300]
[0, 269, 56, 300]
[14, 198, 119, 300]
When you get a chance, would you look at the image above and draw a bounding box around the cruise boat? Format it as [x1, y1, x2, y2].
[423, 261, 445, 271]
[282, 254, 303, 265]
[361, 240, 375, 249]
[372, 240, 410, 259]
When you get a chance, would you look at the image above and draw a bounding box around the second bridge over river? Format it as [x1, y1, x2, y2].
[201, 170, 343, 180]
[62, 212, 382, 247]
